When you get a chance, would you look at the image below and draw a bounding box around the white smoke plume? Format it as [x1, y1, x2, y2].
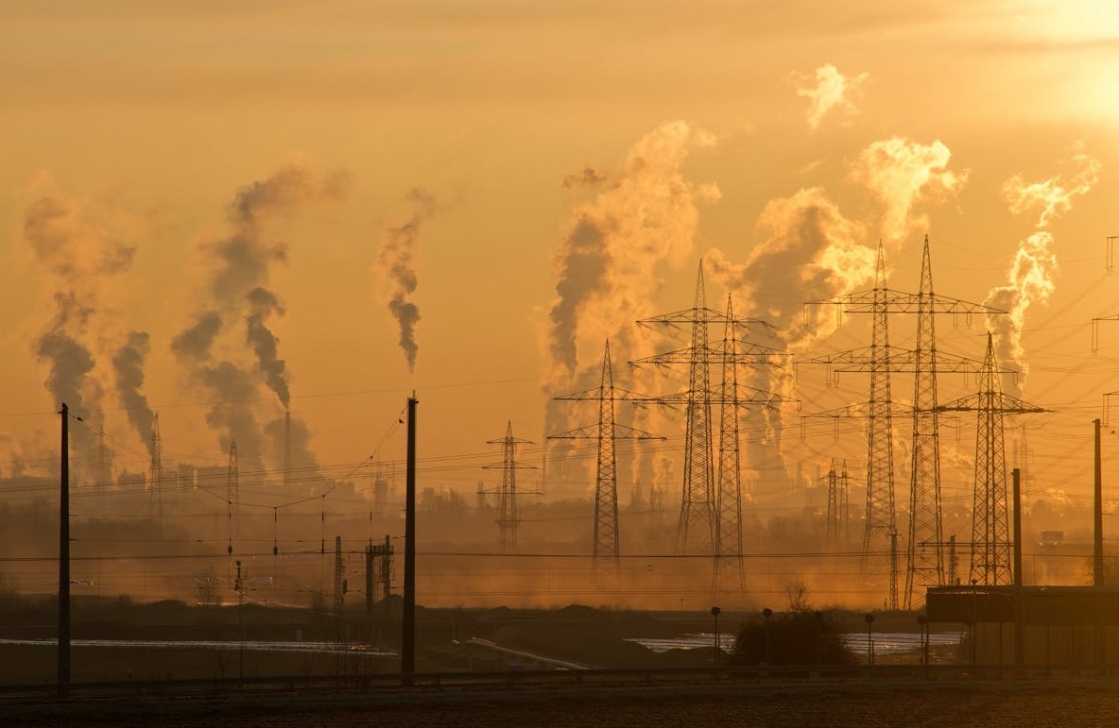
[377, 188, 438, 374]
[547, 120, 719, 381]
[796, 64, 870, 130]
[707, 187, 873, 354]
[986, 152, 1101, 392]
[174, 162, 347, 470]
[545, 120, 719, 498]
[849, 137, 968, 242]
[707, 187, 875, 497]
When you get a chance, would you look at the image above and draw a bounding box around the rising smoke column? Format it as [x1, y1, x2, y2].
[985, 153, 1101, 394]
[796, 64, 870, 130]
[707, 188, 875, 486]
[377, 188, 437, 374]
[23, 193, 139, 479]
[707, 188, 874, 496]
[545, 121, 720, 497]
[173, 163, 347, 470]
[547, 120, 720, 381]
[849, 137, 969, 242]
[112, 331, 157, 456]
[246, 287, 289, 409]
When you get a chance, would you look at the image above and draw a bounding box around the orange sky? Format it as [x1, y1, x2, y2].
[2, 1, 1119, 520]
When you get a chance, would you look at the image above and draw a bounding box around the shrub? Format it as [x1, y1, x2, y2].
[728, 610, 856, 667]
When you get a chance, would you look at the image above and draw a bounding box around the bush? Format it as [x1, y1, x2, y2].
[728, 610, 856, 667]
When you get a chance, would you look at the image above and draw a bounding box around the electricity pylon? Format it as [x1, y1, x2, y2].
[633, 267, 783, 556]
[804, 240, 1005, 609]
[482, 422, 536, 553]
[550, 340, 664, 576]
[149, 413, 163, 522]
[938, 333, 1046, 585]
[823, 459, 851, 547]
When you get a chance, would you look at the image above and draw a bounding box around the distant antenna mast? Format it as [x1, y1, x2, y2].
[226, 440, 239, 554]
[149, 413, 163, 522]
[284, 410, 292, 487]
[333, 535, 345, 614]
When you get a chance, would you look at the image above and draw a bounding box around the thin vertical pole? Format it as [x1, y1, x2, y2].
[402, 396, 417, 684]
[58, 403, 70, 695]
[1012, 468, 1024, 669]
[1094, 419, 1104, 586]
[366, 543, 374, 646]
[1094, 419, 1105, 665]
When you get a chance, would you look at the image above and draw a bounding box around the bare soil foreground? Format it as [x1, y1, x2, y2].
[6, 679, 1119, 728]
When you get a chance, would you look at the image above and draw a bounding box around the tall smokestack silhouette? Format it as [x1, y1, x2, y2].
[284, 409, 291, 487]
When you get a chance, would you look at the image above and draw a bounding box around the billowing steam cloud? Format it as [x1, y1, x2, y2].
[708, 187, 873, 350]
[985, 152, 1101, 392]
[707, 187, 875, 496]
[796, 64, 869, 130]
[545, 121, 719, 499]
[849, 137, 968, 241]
[23, 193, 139, 477]
[378, 188, 438, 374]
[112, 331, 156, 457]
[547, 120, 720, 381]
[173, 162, 347, 470]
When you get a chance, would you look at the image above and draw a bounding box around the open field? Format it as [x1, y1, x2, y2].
[5, 678, 1119, 728]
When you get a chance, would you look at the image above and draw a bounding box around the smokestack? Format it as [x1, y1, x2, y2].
[284, 410, 291, 487]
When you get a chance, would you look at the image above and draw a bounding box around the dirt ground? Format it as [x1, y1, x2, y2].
[6, 679, 1119, 728]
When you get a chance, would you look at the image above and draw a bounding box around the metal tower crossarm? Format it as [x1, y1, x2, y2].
[806, 288, 1006, 318]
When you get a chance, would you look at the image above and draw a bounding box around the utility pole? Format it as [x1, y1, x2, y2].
[402, 395, 417, 685]
[58, 403, 70, 696]
[1095, 418, 1104, 586]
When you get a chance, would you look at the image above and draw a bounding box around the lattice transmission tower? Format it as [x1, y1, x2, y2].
[632, 267, 783, 558]
[938, 333, 1046, 585]
[551, 340, 663, 576]
[804, 239, 1004, 609]
[482, 422, 536, 553]
[823, 459, 851, 547]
